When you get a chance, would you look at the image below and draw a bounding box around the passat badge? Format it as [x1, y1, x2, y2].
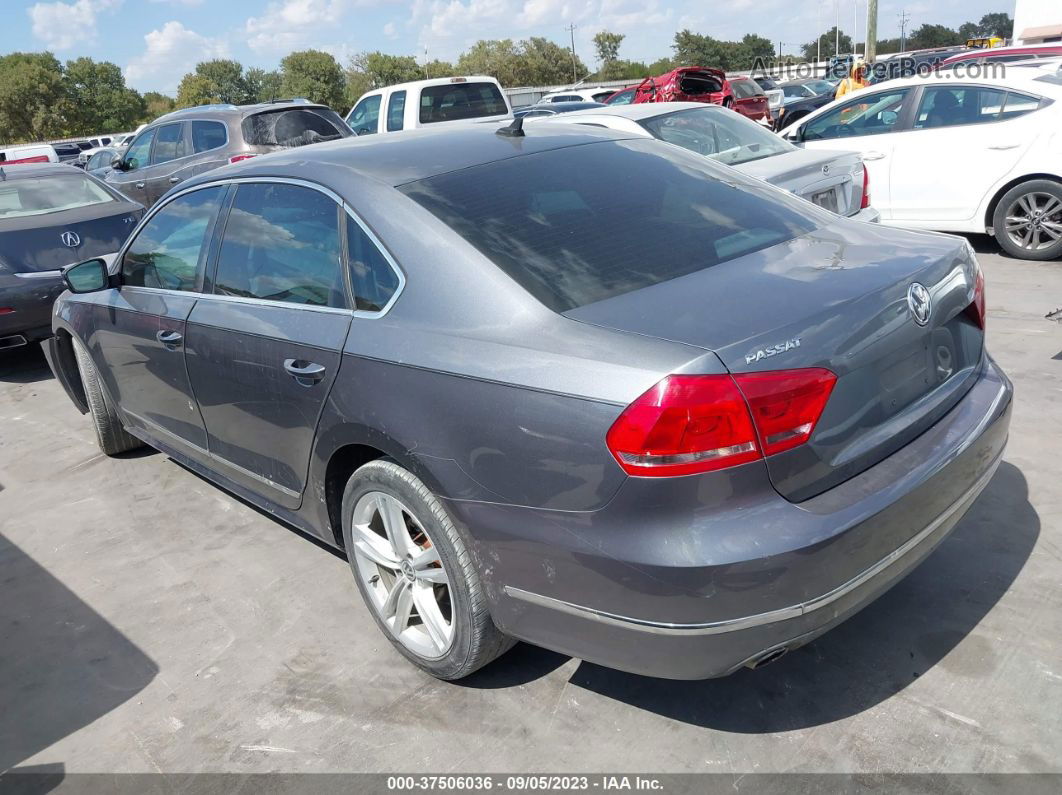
[907, 282, 931, 326]
[746, 338, 801, 365]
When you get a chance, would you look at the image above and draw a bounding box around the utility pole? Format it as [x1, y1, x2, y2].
[817, 6, 822, 64]
[565, 24, 578, 83]
[854, 0, 859, 56]
[899, 9, 911, 54]
[866, 0, 878, 62]
[835, 0, 840, 56]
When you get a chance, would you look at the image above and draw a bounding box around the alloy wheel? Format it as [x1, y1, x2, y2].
[1004, 192, 1062, 252]
[349, 491, 454, 660]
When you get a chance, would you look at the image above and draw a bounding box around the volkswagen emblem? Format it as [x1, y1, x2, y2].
[60, 231, 81, 248]
[907, 282, 932, 326]
[821, 164, 830, 175]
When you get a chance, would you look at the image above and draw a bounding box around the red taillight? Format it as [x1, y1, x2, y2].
[733, 369, 836, 456]
[228, 154, 257, 164]
[965, 263, 986, 329]
[0, 307, 15, 315]
[860, 165, 871, 209]
[606, 368, 836, 477]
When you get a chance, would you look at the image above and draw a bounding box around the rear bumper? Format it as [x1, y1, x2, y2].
[850, 206, 881, 223]
[450, 355, 1012, 679]
[0, 272, 64, 344]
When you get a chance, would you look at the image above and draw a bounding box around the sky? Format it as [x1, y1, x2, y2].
[2, 0, 1013, 95]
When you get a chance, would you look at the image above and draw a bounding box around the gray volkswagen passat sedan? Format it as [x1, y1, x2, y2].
[45, 123, 1011, 680]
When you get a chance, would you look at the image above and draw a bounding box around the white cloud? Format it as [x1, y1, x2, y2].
[383, 21, 398, 38]
[124, 21, 230, 93]
[27, 0, 122, 51]
[245, 0, 369, 54]
[149, 0, 205, 6]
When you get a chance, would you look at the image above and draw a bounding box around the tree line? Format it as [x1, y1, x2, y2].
[0, 10, 1014, 145]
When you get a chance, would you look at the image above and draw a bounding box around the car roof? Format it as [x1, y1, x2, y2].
[0, 163, 84, 179]
[180, 122, 642, 189]
[549, 101, 725, 122]
[855, 69, 1062, 97]
[152, 99, 331, 125]
[360, 76, 500, 95]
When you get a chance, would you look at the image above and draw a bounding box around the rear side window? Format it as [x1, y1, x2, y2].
[191, 121, 227, 153]
[214, 183, 345, 308]
[419, 82, 507, 123]
[123, 187, 225, 291]
[152, 123, 186, 164]
[387, 91, 406, 132]
[914, 86, 1008, 129]
[242, 108, 348, 147]
[347, 216, 400, 312]
[1002, 91, 1042, 119]
[401, 139, 818, 312]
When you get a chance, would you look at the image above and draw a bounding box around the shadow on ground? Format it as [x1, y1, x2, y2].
[0, 345, 52, 385]
[561, 462, 1038, 731]
[0, 534, 157, 771]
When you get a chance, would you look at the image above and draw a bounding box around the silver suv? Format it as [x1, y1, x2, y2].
[105, 100, 351, 207]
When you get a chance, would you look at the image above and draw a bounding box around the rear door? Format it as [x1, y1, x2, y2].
[798, 87, 914, 219]
[184, 181, 352, 509]
[886, 85, 1041, 224]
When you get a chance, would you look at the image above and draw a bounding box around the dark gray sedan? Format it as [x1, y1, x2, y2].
[45, 123, 1011, 680]
[0, 164, 142, 350]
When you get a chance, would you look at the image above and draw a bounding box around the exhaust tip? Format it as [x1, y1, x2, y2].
[747, 646, 789, 670]
[0, 335, 28, 350]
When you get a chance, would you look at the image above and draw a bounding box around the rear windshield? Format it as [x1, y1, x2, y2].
[678, 72, 724, 95]
[401, 139, 818, 312]
[641, 107, 793, 166]
[0, 173, 116, 219]
[242, 107, 349, 147]
[419, 82, 507, 124]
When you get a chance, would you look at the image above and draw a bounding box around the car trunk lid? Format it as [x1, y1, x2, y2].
[0, 203, 141, 273]
[736, 148, 865, 217]
[566, 223, 985, 501]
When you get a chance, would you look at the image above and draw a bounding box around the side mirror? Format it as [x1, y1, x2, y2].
[879, 110, 899, 126]
[110, 155, 127, 170]
[63, 259, 110, 294]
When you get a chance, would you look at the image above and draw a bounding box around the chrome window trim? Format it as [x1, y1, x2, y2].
[504, 450, 1003, 637]
[113, 176, 406, 319]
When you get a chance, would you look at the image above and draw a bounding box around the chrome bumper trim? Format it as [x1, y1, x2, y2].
[504, 451, 1003, 636]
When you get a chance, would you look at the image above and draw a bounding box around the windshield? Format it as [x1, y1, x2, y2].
[640, 107, 794, 166]
[400, 138, 817, 312]
[0, 173, 116, 218]
[805, 80, 834, 95]
[419, 82, 507, 123]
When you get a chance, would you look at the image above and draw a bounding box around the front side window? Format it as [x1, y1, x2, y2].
[348, 95, 382, 135]
[152, 123, 186, 164]
[802, 89, 910, 141]
[122, 129, 155, 171]
[214, 183, 345, 308]
[401, 139, 819, 312]
[191, 120, 227, 153]
[419, 82, 507, 123]
[347, 216, 400, 312]
[122, 186, 224, 291]
[0, 172, 116, 219]
[387, 91, 406, 132]
[642, 107, 794, 166]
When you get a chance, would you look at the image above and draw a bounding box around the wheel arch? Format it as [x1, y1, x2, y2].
[47, 322, 89, 414]
[984, 173, 1062, 232]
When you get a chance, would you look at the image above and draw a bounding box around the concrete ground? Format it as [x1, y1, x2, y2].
[1, 236, 1060, 774]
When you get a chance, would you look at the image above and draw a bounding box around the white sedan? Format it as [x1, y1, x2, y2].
[538, 102, 880, 223]
[780, 70, 1062, 260]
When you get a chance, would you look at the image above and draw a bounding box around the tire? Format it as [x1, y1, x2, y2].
[341, 459, 513, 680]
[992, 180, 1062, 261]
[72, 339, 143, 455]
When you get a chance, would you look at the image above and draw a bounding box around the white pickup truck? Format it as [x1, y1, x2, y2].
[345, 76, 512, 135]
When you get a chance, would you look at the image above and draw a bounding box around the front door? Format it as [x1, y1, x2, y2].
[184, 181, 352, 508]
[798, 87, 913, 220]
[90, 185, 227, 451]
[106, 127, 155, 205]
[143, 122, 187, 206]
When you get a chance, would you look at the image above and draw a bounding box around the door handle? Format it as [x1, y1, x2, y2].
[861, 151, 887, 161]
[987, 143, 1019, 150]
[169, 176, 181, 184]
[135, 182, 145, 190]
[156, 329, 183, 349]
[283, 358, 326, 386]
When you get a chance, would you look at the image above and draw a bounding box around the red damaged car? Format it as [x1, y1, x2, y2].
[607, 67, 771, 125]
